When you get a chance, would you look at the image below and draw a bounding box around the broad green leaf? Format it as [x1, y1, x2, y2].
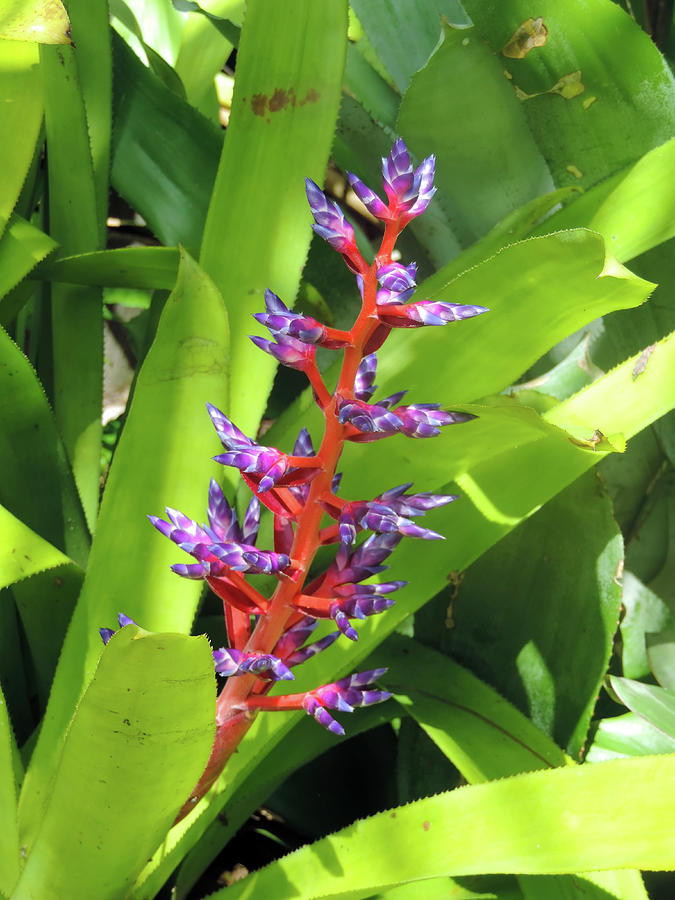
[609, 676, 675, 740]
[0, 41, 42, 238]
[646, 627, 675, 691]
[509, 334, 601, 402]
[111, 31, 223, 248]
[34, 246, 180, 290]
[398, 20, 553, 247]
[350, 0, 471, 93]
[13, 626, 215, 899]
[267, 230, 654, 464]
[133, 334, 675, 894]
[0, 215, 56, 307]
[0, 682, 20, 897]
[213, 756, 675, 899]
[533, 138, 675, 262]
[135, 706, 395, 900]
[17, 249, 229, 852]
[0, 0, 70, 44]
[620, 572, 673, 681]
[418, 471, 622, 757]
[371, 634, 568, 783]
[0, 326, 88, 563]
[587, 712, 675, 763]
[40, 41, 103, 528]
[0, 505, 77, 590]
[199, 0, 348, 436]
[464, 1, 675, 191]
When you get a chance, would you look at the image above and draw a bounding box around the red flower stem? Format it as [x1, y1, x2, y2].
[177, 222, 402, 818]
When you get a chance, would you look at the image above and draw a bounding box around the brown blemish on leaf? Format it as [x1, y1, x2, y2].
[269, 89, 290, 112]
[502, 17, 548, 59]
[632, 343, 656, 380]
[568, 429, 624, 452]
[423, 821, 430, 831]
[251, 93, 267, 116]
[299, 88, 320, 106]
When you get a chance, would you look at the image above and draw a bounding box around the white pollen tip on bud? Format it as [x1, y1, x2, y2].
[390, 249, 402, 261]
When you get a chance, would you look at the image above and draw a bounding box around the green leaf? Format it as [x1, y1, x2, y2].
[373, 634, 569, 781]
[40, 40, 103, 529]
[464, 0, 675, 191]
[13, 625, 215, 899]
[397, 19, 553, 247]
[173, 0, 240, 45]
[533, 138, 675, 262]
[267, 230, 654, 467]
[350, 0, 471, 93]
[12, 563, 84, 707]
[587, 712, 675, 763]
[0, 504, 78, 591]
[135, 706, 395, 900]
[174, 0, 243, 117]
[418, 472, 622, 757]
[0, 41, 43, 238]
[34, 246, 180, 290]
[134, 333, 675, 896]
[0, 681, 20, 897]
[16, 249, 229, 854]
[0, 326, 89, 564]
[609, 676, 675, 741]
[199, 0, 348, 437]
[111, 31, 223, 248]
[66, 0, 112, 227]
[0, 215, 56, 309]
[620, 572, 673, 681]
[0, 0, 71, 44]
[646, 627, 675, 691]
[212, 756, 675, 899]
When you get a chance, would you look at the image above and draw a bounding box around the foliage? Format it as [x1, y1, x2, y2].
[0, 0, 674, 898]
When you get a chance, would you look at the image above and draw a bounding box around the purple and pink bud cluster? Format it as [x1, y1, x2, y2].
[102, 140, 487, 814]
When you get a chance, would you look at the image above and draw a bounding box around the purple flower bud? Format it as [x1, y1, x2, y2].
[99, 612, 138, 645]
[301, 669, 390, 734]
[250, 333, 315, 370]
[378, 300, 488, 329]
[346, 172, 389, 219]
[285, 630, 341, 666]
[394, 404, 476, 438]
[302, 695, 345, 735]
[376, 262, 417, 306]
[376, 486, 458, 517]
[337, 397, 402, 434]
[381, 140, 436, 220]
[207, 403, 254, 450]
[253, 290, 326, 344]
[305, 178, 356, 253]
[213, 647, 294, 681]
[338, 501, 444, 546]
[207, 479, 241, 543]
[331, 604, 359, 641]
[354, 353, 378, 401]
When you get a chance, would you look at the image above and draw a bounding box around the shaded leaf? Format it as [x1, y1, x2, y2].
[646, 627, 675, 691]
[587, 712, 675, 763]
[609, 675, 675, 740]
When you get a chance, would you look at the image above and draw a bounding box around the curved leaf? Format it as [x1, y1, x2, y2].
[13, 626, 215, 899]
[213, 756, 675, 899]
[17, 249, 228, 853]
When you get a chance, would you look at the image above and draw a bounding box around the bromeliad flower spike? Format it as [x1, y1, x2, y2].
[144, 139, 488, 821]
